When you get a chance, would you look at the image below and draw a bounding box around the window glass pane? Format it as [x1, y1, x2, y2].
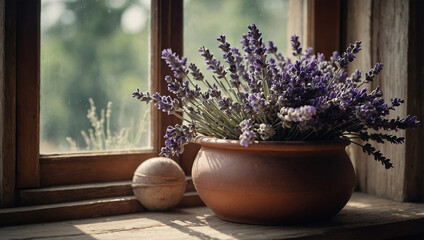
[184, 0, 307, 83]
[40, 0, 152, 153]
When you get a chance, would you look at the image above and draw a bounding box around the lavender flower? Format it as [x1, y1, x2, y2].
[189, 63, 204, 81]
[218, 97, 232, 114]
[239, 120, 257, 147]
[199, 46, 227, 79]
[291, 35, 302, 56]
[132, 89, 152, 103]
[161, 49, 188, 79]
[337, 41, 361, 68]
[364, 63, 384, 83]
[278, 106, 317, 128]
[158, 96, 180, 115]
[160, 123, 195, 157]
[132, 90, 161, 104]
[132, 24, 419, 169]
[267, 41, 277, 54]
[248, 93, 267, 113]
[207, 83, 221, 100]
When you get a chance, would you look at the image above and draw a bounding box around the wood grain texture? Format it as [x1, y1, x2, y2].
[20, 177, 195, 206]
[308, 0, 341, 57]
[370, 0, 409, 201]
[404, 0, 424, 202]
[151, 0, 182, 163]
[346, 0, 372, 193]
[15, 0, 40, 188]
[19, 181, 134, 206]
[0, 196, 146, 226]
[40, 152, 158, 187]
[1, 193, 424, 239]
[0, 192, 203, 226]
[34, 1, 185, 189]
[0, 0, 4, 207]
[347, 0, 424, 202]
[0, 0, 16, 207]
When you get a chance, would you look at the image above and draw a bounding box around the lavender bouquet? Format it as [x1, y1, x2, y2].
[133, 24, 419, 169]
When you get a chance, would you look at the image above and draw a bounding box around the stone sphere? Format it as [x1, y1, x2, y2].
[132, 157, 186, 211]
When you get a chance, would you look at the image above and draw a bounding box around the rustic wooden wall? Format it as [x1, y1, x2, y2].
[347, 0, 424, 202]
[0, 0, 17, 207]
[404, 0, 424, 202]
[0, 0, 4, 207]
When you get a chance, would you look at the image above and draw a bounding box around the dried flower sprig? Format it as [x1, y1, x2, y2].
[67, 98, 148, 151]
[133, 24, 419, 169]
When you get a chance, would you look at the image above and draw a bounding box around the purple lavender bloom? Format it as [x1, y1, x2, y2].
[161, 49, 188, 79]
[239, 120, 257, 147]
[218, 97, 232, 114]
[217, 35, 231, 52]
[208, 83, 221, 99]
[337, 41, 361, 68]
[217, 35, 242, 88]
[291, 35, 302, 56]
[189, 63, 204, 81]
[377, 115, 420, 131]
[240, 34, 252, 55]
[133, 24, 419, 169]
[248, 93, 267, 113]
[165, 125, 177, 138]
[165, 76, 183, 96]
[373, 62, 384, 74]
[132, 90, 162, 104]
[248, 24, 261, 41]
[304, 48, 313, 59]
[159, 146, 173, 158]
[239, 129, 257, 147]
[152, 92, 161, 103]
[190, 84, 202, 99]
[158, 96, 180, 115]
[232, 47, 243, 66]
[365, 63, 384, 82]
[160, 123, 195, 157]
[267, 41, 277, 54]
[199, 46, 227, 79]
[132, 89, 152, 103]
[348, 69, 362, 83]
[163, 138, 182, 156]
[390, 98, 404, 108]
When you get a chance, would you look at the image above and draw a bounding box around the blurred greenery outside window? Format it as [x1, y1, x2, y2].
[40, 0, 305, 154]
[40, 0, 152, 154]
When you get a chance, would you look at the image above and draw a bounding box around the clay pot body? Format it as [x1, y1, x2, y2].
[192, 136, 356, 225]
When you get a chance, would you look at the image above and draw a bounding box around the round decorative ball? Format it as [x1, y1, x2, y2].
[132, 157, 187, 211]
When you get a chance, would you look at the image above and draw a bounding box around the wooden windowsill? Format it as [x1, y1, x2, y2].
[1, 192, 424, 240]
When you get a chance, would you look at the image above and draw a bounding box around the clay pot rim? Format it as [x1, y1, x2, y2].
[194, 135, 350, 151]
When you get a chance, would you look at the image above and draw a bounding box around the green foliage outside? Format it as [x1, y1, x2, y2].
[40, 0, 151, 153]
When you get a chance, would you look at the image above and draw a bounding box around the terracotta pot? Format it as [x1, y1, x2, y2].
[192, 136, 356, 225]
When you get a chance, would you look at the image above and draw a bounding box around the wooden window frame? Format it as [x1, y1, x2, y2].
[1, 0, 341, 208]
[15, 0, 183, 189]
